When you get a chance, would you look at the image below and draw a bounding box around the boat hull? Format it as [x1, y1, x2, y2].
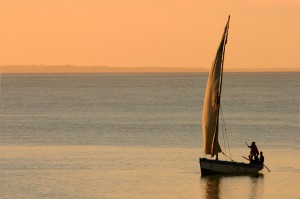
[199, 158, 263, 175]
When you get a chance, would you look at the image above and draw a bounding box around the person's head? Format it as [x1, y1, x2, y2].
[252, 142, 255, 146]
[260, 151, 263, 155]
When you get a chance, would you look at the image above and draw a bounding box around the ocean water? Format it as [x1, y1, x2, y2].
[0, 73, 299, 198]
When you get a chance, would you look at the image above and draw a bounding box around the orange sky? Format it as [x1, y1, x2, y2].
[0, 0, 299, 72]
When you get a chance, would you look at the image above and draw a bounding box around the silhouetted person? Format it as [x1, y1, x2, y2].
[248, 155, 254, 164]
[259, 151, 264, 165]
[248, 142, 259, 158]
[254, 154, 259, 164]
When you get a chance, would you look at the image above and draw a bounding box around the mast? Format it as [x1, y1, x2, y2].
[214, 15, 230, 160]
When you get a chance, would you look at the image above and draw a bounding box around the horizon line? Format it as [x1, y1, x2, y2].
[0, 65, 299, 73]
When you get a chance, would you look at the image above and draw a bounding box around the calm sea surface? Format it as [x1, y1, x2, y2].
[0, 73, 299, 198]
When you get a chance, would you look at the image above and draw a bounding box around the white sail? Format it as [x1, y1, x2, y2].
[202, 17, 230, 156]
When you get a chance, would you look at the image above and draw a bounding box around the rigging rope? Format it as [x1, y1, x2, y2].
[220, 105, 232, 160]
[222, 152, 235, 162]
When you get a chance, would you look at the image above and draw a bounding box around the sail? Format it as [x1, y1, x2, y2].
[202, 17, 230, 156]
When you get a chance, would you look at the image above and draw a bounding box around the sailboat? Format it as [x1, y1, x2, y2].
[199, 16, 264, 175]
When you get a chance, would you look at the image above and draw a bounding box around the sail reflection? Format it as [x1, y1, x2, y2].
[202, 175, 221, 199]
[201, 174, 264, 199]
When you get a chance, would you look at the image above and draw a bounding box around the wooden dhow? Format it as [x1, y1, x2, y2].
[199, 15, 264, 175]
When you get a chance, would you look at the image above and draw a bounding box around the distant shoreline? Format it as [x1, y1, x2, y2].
[0, 65, 299, 74]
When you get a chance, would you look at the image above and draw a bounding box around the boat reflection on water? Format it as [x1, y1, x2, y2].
[201, 173, 264, 199]
[202, 175, 221, 199]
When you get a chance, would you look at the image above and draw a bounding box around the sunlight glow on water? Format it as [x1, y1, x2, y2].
[0, 146, 299, 199]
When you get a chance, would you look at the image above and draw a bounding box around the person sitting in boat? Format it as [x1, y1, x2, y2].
[259, 151, 264, 165]
[248, 142, 259, 158]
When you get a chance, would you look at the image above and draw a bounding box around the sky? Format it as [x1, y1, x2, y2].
[0, 0, 299, 72]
